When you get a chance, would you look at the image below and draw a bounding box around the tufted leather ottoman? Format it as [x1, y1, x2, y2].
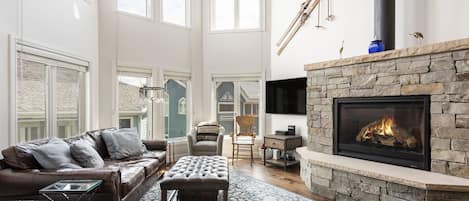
[160, 156, 229, 201]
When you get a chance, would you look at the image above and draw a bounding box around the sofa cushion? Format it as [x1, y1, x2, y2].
[102, 128, 144, 160]
[142, 151, 166, 161]
[64, 134, 95, 146]
[70, 142, 105, 168]
[2, 144, 42, 170]
[104, 158, 161, 178]
[1, 138, 53, 170]
[142, 140, 167, 151]
[86, 128, 116, 158]
[120, 166, 145, 197]
[193, 141, 218, 152]
[31, 138, 81, 170]
[126, 159, 161, 178]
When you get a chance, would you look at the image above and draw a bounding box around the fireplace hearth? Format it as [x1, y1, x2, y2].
[333, 96, 430, 170]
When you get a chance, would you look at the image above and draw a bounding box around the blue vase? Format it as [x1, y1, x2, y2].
[368, 40, 385, 54]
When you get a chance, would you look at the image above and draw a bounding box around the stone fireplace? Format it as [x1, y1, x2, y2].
[334, 96, 431, 170]
[298, 38, 469, 201]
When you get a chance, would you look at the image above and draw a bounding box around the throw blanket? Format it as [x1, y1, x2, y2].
[196, 123, 220, 141]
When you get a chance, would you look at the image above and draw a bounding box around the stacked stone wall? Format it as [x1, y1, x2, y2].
[300, 159, 469, 201]
[307, 49, 469, 178]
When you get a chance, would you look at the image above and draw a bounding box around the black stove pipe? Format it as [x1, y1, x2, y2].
[374, 0, 395, 50]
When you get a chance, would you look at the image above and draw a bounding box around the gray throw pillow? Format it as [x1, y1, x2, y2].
[101, 128, 144, 160]
[70, 142, 105, 168]
[31, 138, 81, 170]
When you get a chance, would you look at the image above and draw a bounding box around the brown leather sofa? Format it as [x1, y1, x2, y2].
[0, 129, 167, 201]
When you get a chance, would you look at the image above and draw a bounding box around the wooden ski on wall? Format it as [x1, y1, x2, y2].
[276, 0, 321, 55]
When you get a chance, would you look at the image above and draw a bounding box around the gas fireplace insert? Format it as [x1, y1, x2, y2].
[333, 96, 430, 170]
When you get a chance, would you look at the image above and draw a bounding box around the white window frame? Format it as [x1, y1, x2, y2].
[119, 117, 134, 128]
[163, 71, 192, 140]
[160, 0, 191, 28]
[164, 92, 170, 117]
[178, 97, 187, 115]
[243, 103, 258, 116]
[218, 102, 234, 114]
[115, 66, 153, 139]
[211, 73, 265, 137]
[9, 36, 90, 145]
[209, 0, 265, 33]
[117, 0, 154, 20]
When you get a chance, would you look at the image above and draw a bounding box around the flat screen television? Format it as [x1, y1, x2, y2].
[266, 77, 307, 115]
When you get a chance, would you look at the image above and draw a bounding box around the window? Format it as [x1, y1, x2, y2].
[161, 0, 190, 27]
[178, 97, 186, 115]
[215, 80, 260, 135]
[56, 67, 82, 138]
[118, 0, 152, 18]
[211, 0, 263, 31]
[218, 102, 234, 113]
[117, 72, 151, 139]
[16, 59, 47, 142]
[16, 51, 88, 143]
[243, 103, 258, 115]
[164, 77, 190, 139]
[119, 118, 133, 129]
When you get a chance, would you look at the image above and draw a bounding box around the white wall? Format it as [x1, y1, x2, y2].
[424, 0, 469, 44]
[268, 0, 469, 143]
[396, 0, 469, 49]
[269, 0, 374, 142]
[0, 0, 19, 151]
[201, 0, 271, 122]
[2, 0, 468, 152]
[98, 0, 203, 133]
[200, 0, 271, 157]
[0, 0, 99, 151]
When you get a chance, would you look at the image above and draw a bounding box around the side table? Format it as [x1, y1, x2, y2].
[39, 180, 102, 201]
[264, 134, 302, 171]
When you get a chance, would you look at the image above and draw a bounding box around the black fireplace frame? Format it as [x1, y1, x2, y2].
[333, 95, 431, 170]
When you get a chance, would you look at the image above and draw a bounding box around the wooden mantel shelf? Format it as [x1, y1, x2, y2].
[297, 147, 469, 192]
[304, 38, 469, 71]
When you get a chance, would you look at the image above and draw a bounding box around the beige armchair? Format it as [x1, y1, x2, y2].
[187, 122, 225, 156]
[232, 115, 256, 166]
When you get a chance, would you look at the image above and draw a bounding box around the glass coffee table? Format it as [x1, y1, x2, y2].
[39, 180, 103, 201]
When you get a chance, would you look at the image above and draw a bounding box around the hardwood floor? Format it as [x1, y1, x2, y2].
[230, 158, 330, 201]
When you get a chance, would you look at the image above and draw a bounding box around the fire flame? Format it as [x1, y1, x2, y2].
[362, 116, 395, 140]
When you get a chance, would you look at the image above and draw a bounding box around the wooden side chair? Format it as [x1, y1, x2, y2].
[232, 115, 256, 166]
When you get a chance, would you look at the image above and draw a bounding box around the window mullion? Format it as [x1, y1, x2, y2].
[186, 81, 192, 135]
[260, 0, 265, 30]
[234, 0, 240, 29]
[79, 72, 87, 133]
[233, 82, 241, 134]
[186, 0, 191, 27]
[48, 66, 57, 139]
[146, 0, 151, 18]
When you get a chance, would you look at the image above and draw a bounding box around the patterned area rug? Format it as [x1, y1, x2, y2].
[140, 170, 314, 201]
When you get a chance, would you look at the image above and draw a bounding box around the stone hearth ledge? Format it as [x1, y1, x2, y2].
[297, 147, 469, 192]
[305, 38, 469, 71]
